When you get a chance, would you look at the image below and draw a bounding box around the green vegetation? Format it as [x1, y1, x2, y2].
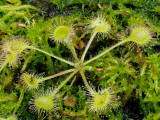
[0, 0, 160, 119]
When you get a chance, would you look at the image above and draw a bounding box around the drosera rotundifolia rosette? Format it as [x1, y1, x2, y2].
[0, 36, 30, 72]
[0, 12, 155, 119]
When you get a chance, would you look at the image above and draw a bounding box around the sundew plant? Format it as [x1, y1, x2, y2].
[0, 0, 160, 119]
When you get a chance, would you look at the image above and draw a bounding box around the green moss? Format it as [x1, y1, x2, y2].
[0, 0, 160, 119]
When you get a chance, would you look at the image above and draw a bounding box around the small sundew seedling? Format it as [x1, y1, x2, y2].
[126, 27, 152, 46]
[0, 37, 29, 72]
[0, 37, 31, 72]
[91, 18, 111, 34]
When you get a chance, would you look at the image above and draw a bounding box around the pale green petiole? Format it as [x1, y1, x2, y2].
[40, 69, 75, 82]
[28, 46, 75, 66]
[0, 61, 8, 73]
[67, 41, 79, 62]
[50, 70, 78, 98]
[84, 40, 128, 65]
[80, 70, 94, 94]
[81, 32, 97, 62]
[13, 89, 25, 114]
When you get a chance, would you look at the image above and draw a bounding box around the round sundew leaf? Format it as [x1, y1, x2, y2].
[91, 19, 110, 33]
[4, 40, 29, 54]
[54, 26, 70, 42]
[129, 28, 151, 45]
[5, 53, 17, 63]
[22, 73, 40, 89]
[34, 96, 53, 110]
[93, 90, 110, 110]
